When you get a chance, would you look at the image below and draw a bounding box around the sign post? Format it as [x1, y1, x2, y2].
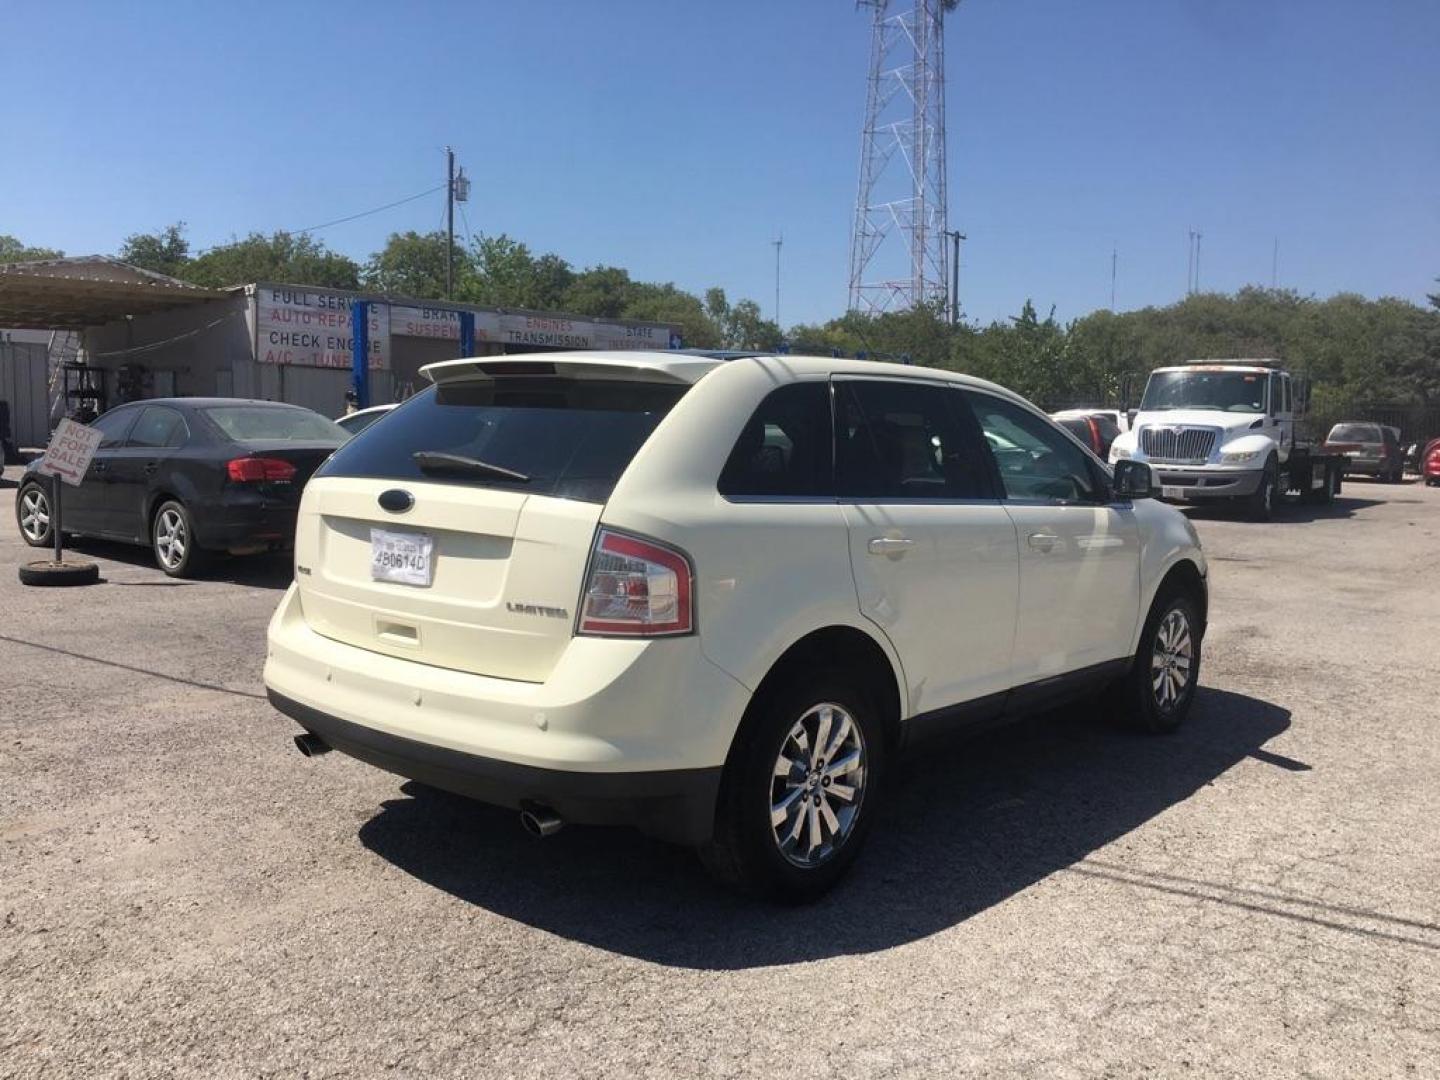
[19, 418, 103, 586]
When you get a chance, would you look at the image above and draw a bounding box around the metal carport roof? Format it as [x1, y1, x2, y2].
[0, 256, 228, 329]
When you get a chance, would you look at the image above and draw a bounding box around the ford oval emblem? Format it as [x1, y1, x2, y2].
[378, 489, 414, 513]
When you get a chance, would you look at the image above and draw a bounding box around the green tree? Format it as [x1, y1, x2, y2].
[181, 232, 360, 289]
[703, 288, 782, 349]
[460, 234, 573, 309]
[562, 266, 635, 319]
[362, 230, 463, 298]
[0, 236, 63, 263]
[118, 223, 191, 278]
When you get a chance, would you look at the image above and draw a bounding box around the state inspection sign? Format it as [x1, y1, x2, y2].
[37, 419, 103, 487]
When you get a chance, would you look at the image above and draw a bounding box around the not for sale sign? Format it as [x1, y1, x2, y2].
[37, 419, 104, 487]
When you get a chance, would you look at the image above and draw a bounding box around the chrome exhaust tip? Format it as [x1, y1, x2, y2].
[519, 803, 564, 838]
[293, 732, 331, 758]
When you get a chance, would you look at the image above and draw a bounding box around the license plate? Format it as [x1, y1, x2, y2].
[1161, 485, 1186, 499]
[370, 528, 434, 587]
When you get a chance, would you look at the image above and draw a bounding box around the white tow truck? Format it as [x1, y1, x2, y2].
[1108, 358, 1346, 520]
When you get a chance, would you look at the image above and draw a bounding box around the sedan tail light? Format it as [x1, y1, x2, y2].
[227, 456, 297, 483]
[578, 528, 693, 637]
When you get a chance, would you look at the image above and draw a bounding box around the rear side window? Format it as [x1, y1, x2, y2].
[718, 382, 833, 498]
[127, 406, 189, 449]
[319, 377, 686, 504]
[835, 380, 992, 500]
[91, 407, 139, 449]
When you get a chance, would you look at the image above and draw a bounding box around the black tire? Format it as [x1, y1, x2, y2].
[700, 669, 887, 903]
[15, 482, 54, 548]
[1245, 459, 1278, 521]
[151, 499, 209, 578]
[1104, 588, 1203, 734]
[18, 559, 99, 586]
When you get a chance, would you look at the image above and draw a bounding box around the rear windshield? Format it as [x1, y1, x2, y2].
[1328, 423, 1380, 442]
[317, 377, 687, 503]
[204, 406, 347, 443]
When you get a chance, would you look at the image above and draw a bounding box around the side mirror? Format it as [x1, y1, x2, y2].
[1112, 459, 1160, 501]
[1126, 408, 1138, 428]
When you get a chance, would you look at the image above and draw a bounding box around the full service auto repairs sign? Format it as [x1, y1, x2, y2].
[37, 419, 103, 487]
[389, 305, 670, 351]
[256, 287, 389, 369]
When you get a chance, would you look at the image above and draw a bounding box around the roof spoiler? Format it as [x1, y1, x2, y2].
[420, 354, 717, 386]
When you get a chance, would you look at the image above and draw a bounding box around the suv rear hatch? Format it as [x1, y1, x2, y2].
[291, 359, 695, 683]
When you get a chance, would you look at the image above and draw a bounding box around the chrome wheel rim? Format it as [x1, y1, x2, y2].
[155, 508, 187, 569]
[769, 702, 867, 868]
[19, 488, 50, 542]
[1151, 608, 1194, 710]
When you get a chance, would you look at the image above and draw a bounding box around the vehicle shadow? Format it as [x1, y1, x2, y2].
[358, 686, 1291, 969]
[1183, 494, 1383, 524]
[0, 478, 17, 491]
[58, 536, 294, 589]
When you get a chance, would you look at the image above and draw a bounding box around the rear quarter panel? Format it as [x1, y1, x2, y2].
[602, 358, 912, 719]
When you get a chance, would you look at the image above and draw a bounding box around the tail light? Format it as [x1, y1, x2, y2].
[1426, 449, 1440, 474]
[578, 528, 693, 637]
[227, 457, 297, 483]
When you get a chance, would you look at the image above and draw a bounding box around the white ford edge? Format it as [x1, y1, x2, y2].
[265, 352, 1207, 901]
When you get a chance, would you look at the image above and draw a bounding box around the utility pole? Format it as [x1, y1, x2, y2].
[1110, 246, 1117, 311]
[1186, 230, 1196, 295]
[942, 228, 965, 323]
[772, 234, 783, 327]
[445, 146, 455, 299]
[1271, 236, 1279, 289]
[1194, 231, 1202, 293]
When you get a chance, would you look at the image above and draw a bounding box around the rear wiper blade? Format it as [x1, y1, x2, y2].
[412, 451, 530, 482]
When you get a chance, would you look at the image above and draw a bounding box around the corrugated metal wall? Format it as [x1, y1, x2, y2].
[0, 340, 51, 448]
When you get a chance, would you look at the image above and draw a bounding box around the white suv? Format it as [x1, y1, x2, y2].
[265, 352, 1207, 900]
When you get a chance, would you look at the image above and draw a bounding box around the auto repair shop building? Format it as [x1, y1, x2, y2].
[86, 280, 682, 416]
[0, 258, 683, 441]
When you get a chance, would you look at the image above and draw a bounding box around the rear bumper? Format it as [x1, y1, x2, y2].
[1152, 466, 1265, 499]
[263, 584, 749, 844]
[270, 690, 721, 844]
[193, 491, 299, 550]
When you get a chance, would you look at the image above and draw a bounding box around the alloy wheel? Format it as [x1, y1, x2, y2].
[154, 508, 187, 570]
[1151, 608, 1194, 710]
[19, 488, 50, 543]
[769, 702, 867, 868]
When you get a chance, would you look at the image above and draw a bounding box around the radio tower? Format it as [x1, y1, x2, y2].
[847, 0, 953, 314]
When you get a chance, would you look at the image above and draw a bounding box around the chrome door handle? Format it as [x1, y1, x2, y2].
[867, 536, 916, 556]
[1027, 532, 1059, 552]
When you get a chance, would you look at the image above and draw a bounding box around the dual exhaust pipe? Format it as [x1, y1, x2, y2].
[290, 733, 565, 838]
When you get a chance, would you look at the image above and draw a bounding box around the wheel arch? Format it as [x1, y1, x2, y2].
[736, 624, 905, 761]
[1149, 557, 1207, 636]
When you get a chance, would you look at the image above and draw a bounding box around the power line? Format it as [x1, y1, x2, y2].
[190, 183, 447, 257]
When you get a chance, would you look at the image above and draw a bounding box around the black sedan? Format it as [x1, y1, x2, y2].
[14, 398, 346, 577]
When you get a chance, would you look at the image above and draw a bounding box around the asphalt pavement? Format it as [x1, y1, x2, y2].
[2, 476, 1437, 1078]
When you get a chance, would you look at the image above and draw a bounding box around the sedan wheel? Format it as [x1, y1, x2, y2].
[17, 485, 53, 547]
[151, 500, 208, 578]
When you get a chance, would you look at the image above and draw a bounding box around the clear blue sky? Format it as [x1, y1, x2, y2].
[3, 0, 1436, 328]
